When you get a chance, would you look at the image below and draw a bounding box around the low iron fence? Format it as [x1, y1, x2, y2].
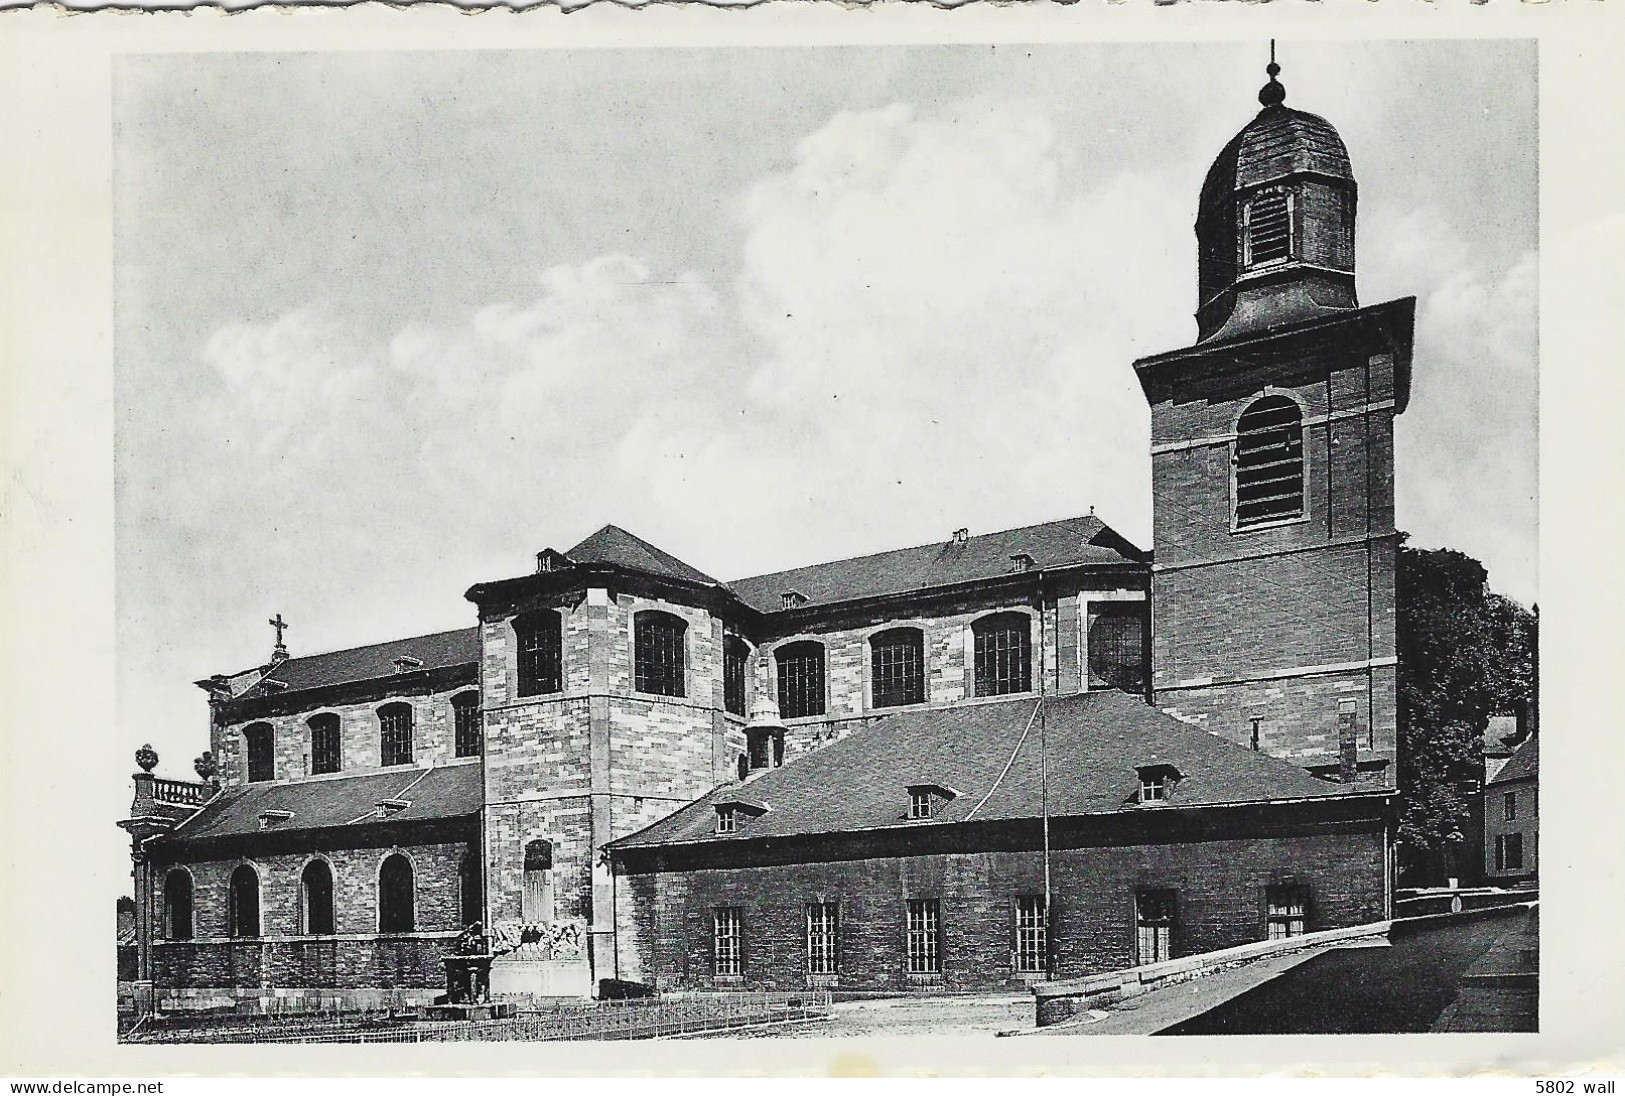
[123, 991, 833, 1043]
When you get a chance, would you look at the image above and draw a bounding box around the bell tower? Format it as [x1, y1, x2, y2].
[1134, 56, 1415, 786]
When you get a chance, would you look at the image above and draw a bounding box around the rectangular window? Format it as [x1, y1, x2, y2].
[1496, 833, 1524, 872]
[1015, 896, 1047, 975]
[1266, 885, 1309, 940]
[724, 638, 749, 717]
[973, 615, 1032, 697]
[453, 695, 482, 758]
[872, 629, 926, 709]
[634, 612, 687, 698]
[909, 790, 934, 820]
[716, 807, 737, 835]
[906, 898, 941, 975]
[309, 715, 341, 775]
[379, 705, 413, 767]
[516, 611, 564, 698]
[1504, 792, 1518, 822]
[776, 643, 826, 719]
[807, 903, 839, 977]
[1244, 189, 1293, 267]
[1135, 890, 1175, 965]
[1088, 604, 1147, 695]
[713, 907, 743, 977]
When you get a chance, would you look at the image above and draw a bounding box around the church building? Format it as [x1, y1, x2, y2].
[121, 59, 1415, 1010]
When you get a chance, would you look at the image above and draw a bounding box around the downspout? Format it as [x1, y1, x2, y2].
[1038, 569, 1053, 980]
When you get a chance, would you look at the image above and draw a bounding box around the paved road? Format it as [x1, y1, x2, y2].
[1158, 909, 1536, 1035]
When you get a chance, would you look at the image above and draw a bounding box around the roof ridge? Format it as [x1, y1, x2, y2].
[269, 624, 479, 667]
[730, 513, 1106, 585]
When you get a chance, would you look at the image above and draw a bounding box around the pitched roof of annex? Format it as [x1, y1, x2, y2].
[610, 690, 1371, 850]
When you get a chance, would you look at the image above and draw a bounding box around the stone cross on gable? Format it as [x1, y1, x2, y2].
[269, 613, 289, 656]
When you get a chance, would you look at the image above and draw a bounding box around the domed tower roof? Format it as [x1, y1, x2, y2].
[1199, 104, 1352, 213]
[1195, 59, 1360, 342]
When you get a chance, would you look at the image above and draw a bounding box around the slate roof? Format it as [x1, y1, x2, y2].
[237, 627, 479, 698]
[567, 525, 722, 587]
[1489, 735, 1538, 786]
[611, 690, 1362, 849]
[1201, 103, 1352, 208]
[158, 764, 483, 847]
[1483, 715, 1521, 757]
[728, 515, 1145, 613]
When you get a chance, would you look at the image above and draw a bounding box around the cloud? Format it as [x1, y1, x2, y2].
[1365, 208, 1539, 604]
[121, 92, 1539, 775]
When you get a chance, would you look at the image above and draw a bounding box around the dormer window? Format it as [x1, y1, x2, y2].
[258, 809, 294, 829]
[375, 798, 410, 819]
[745, 727, 784, 773]
[259, 678, 288, 693]
[1243, 187, 1293, 269]
[780, 590, 808, 610]
[1009, 553, 1034, 574]
[714, 800, 767, 835]
[1136, 764, 1182, 804]
[392, 656, 423, 674]
[906, 783, 957, 821]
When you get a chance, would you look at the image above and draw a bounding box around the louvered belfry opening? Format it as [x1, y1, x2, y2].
[1234, 395, 1305, 528]
[1244, 188, 1292, 267]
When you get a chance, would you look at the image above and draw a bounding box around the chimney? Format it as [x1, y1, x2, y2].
[952, 528, 969, 545]
[1337, 699, 1359, 783]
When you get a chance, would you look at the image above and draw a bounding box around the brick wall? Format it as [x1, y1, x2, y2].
[1483, 776, 1538, 881]
[1147, 338, 1402, 789]
[213, 686, 479, 789]
[614, 821, 1387, 992]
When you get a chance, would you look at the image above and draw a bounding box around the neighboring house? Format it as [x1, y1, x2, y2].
[1483, 715, 1521, 785]
[1484, 735, 1538, 885]
[121, 58, 1416, 1008]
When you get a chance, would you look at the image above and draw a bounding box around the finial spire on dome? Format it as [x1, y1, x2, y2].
[1259, 39, 1285, 107]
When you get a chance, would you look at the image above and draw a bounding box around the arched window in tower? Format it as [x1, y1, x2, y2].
[1243, 187, 1293, 268]
[308, 713, 341, 775]
[522, 839, 554, 923]
[162, 869, 193, 941]
[871, 627, 926, 709]
[973, 613, 1033, 697]
[228, 864, 260, 938]
[776, 641, 826, 719]
[378, 853, 415, 933]
[244, 722, 274, 783]
[300, 859, 335, 936]
[452, 691, 482, 758]
[378, 702, 414, 767]
[515, 610, 563, 697]
[723, 636, 750, 717]
[634, 611, 687, 698]
[1233, 395, 1306, 528]
[459, 852, 482, 929]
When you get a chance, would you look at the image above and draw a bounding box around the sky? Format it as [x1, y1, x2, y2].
[113, 40, 1538, 776]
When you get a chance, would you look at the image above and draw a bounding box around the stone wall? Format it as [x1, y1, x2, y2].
[213, 686, 479, 789]
[752, 584, 1147, 761]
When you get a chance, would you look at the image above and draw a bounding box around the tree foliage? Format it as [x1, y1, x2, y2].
[1396, 542, 1536, 881]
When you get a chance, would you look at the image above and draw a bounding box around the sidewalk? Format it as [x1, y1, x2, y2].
[1021, 939, 1387, 1037]
[1431, 906, 1538, 1032]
